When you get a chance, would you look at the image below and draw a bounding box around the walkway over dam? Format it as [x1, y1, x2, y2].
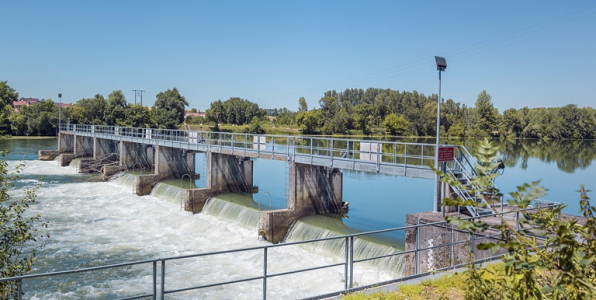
[40, 124, 478, 243]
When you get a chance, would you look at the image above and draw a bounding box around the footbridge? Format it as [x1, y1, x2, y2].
[40, 124, 480, 243]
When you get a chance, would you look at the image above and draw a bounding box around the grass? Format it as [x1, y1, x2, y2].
[0, 135, 56, 139]
[341, 271, 467, 300]
[341, 263, 513, 300]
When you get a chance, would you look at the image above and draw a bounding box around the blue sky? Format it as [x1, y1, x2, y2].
[2, 1, 595, 112]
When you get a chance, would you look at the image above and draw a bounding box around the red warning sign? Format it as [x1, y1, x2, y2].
[438, 146, 454, 162]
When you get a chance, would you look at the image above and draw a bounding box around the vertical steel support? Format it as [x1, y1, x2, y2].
[376, 143, 380, 172]
[349, 236, 354, 289]
[263, 248, 268, 300]
[470, 232, 475, 260]
[330, 139, 334, 167]
[17, 279, 22, 300]
[161, 260, 165, 300]
[344, 236, 349, 290]
[450, 224, 454, 267]
[153, 261, 157, 300]
[415, 219, 420, 274]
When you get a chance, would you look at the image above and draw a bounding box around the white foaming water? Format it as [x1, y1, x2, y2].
[150, 182, 185, 206]
[202, 194, 262, 230]
[284, 216, 404, 278]
[14, 161, 392, 299]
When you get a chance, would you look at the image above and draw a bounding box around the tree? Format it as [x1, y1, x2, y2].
[70, 94, 107, 125]
[474, 90, 498, 135]
[105, 90, 127, 126]
[0, 81, 18, 111]
[123, 103, 154, 128]
[353, 103, 373, 134]
[0, 81, 19, 135]
[153, 88, 188, 129]
[298, 97, 308, 113]
[383, 113, 409, 136]
[0, 153, 48, 298]
[296, 110, 319, 134]
[244, 117, 265, 134]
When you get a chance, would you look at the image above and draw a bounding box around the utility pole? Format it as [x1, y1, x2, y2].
[132, 90, 145, 106]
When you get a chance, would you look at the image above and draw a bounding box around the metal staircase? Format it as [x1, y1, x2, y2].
[445, 146, 498, 217]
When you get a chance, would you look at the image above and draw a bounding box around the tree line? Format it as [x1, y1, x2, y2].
[248, 88, 595, 139]
[0, 81, 189, 136]
[2, 80, 594, 139]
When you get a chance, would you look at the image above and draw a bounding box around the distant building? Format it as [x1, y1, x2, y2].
[13, 97, 40, 111]
[185, 111, 206, 118]
[12, 97, 71, 112]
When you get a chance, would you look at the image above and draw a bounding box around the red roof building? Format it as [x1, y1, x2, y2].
[13, 97, 40, 111]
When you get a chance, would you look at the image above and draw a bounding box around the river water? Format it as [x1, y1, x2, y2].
[3, 137, 596, 299]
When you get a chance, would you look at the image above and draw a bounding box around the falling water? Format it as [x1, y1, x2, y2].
[284, 214, 405, 277]
[9, 160, 392, 299]
[202, 193, 263, 230]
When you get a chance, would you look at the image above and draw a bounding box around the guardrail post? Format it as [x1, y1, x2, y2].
[470, 231, 475, 260]
[415, 219, 420, 274]
[344, 236, 349, 290]
[153, 261, 157, 300]
[263, 248, 268, 300]
[450, 224, 454, 267]
[349, 236, 354, 289]
[18, 279, 22, 300]
[330, 139, 334, 167]
[161, 260, 165, 300]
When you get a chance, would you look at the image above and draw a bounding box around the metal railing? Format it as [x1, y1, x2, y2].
[0, 204, 560, 300]
[59, 124, 477, 179]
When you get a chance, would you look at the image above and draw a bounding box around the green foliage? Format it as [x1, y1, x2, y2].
[383, 113, 409, 136]
[434, 139, 596, 299]
[0, 82, 19, 135]
[205, 97, 264, 126]
[296, 110, 320, 134]
[8, 99, 58, 136]
[0, 81, 19, 110]
[123, 104, 154, 128]
[105, 90, 127, 126]
[473, 90, 498, 135]
[298, 97, 308, 113]
[0, 153, 48, 298]
[244, 117, 265, 134]
[153, 88, 188, 129]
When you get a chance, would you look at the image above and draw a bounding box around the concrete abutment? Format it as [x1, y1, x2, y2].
[185, 152, 257, 213]
[260, 162, 346, 244]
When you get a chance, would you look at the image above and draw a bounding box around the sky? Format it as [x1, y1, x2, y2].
[2, 1, 595, 112]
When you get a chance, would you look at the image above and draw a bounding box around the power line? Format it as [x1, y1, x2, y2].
[254, 5, 596, 107]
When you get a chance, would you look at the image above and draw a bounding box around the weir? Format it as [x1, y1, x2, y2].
[39, 124, 469, 246]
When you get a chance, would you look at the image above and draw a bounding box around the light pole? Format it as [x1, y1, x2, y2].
[58, 93, 62, 133]
[433, 56, 446, 213]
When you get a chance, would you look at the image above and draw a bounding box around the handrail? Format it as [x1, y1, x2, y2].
[59, 124, 444, 176]
[0, 203, 561, 299]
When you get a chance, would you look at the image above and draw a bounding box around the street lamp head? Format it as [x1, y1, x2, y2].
[435, 56, 447, 71]
[58, 93, 62, 98]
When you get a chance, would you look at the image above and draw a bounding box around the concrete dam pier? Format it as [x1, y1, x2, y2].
[39, 126, 350, 243]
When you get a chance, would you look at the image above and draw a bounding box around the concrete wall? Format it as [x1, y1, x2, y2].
[155, 145, 195, 179]
[58, 133, 74, 153]
[185, 152, 257, 213]
[260, 162, 346, 244]
[93, 138, 119, 161]
[74, 135, 94, 157]
[120, 141, 153, 170]
[403, 212, 505, 276]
